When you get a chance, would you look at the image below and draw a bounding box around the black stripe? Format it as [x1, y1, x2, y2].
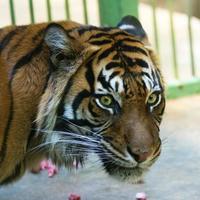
[108, 71, 120, 82]
[88, 101, 100, 118]
[121, 54, 136, 67]
[69, 119, 105, 128]
[78, 26, 98, 35]
[8, 28, 42, 59]
[85, 59, 95, 93]
[121, 45, 148, 56]
[97, 46, 114, 62]
[32, 29, 45, 41]
[11, 41, 43, 78]
[105, 62, 120, 70]
[151, 70, 158, 88]
[0, 40, 45, 165]
[101, 27, 112, 32]
[72, 89, 91, 118]
[159, 98, 166, 116]
[0, 163, 23, 185]
[89, 32, 110, 40]
[27, 122, 37, 148]
[135, 58, 149, 68]
[0, 30, 17, 53]
[115, 82, 119, 92]
[155, 70, 164, 90]
[7, 32, 27, 59]
[0, 82, 13, 165]
[97, 71, 112, 91]
[141, 72, 152, 80]
[89, 39, 112, 46]
[87, 49, 100, 61]
[122, 38, 143, 44]
[111, 31, 130, 37]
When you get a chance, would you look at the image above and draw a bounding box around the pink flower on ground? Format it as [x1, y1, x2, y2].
[39, 160, 58, 177]
[68, 193, 81, 200]
[136, 192, 147, 200]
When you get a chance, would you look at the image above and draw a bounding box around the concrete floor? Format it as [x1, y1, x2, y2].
[1, 95, 200, 200]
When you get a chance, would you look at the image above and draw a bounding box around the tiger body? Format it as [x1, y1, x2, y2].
[0, 16, 165, 185]
[0, 22, 81, 183]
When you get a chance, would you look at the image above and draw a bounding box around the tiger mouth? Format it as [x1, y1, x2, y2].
[98, 154, 159, 183]
[97, 144, 161, 183]
[101, 159, 147, 183]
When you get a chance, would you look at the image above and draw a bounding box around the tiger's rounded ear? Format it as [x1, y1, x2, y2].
[117, 15, 149, 44]
[44, 23, 81, 68]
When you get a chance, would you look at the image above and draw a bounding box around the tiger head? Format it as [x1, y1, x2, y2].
[37, 16, 165, 183]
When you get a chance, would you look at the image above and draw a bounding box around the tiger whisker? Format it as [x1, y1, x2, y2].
[58, 116, 111, 136]
[57, 117, 99, 135]
[41, 130, 101, 144]
[161, 137, 169, 146]
[29, 139, 101, 152]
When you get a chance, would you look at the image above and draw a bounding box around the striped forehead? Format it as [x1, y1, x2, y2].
[95, 60, 161, 95]
[79, 28, 162, 94]
[93, 48, 161, 95]
[96, 64, 124, 94]
[141, 62, 161, 92]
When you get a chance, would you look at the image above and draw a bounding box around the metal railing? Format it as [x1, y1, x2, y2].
[8, 0, 89, 25]
[148, 0, 200, 98]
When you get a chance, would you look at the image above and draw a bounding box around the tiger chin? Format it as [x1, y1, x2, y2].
[0, 15, 165, 185]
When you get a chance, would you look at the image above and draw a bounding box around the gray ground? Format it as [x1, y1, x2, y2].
[1, 95, 200, 200]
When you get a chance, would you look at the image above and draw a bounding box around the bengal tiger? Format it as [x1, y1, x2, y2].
[0, 15, 165, 185]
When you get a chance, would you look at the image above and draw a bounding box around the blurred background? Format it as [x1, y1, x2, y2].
[0, 1, 200, 200]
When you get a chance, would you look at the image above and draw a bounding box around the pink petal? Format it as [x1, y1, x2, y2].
[68, 193, 81, 200]
[136, 192, 147, 200]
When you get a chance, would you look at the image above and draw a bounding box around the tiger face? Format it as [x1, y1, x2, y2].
[38, 16, 165, 183]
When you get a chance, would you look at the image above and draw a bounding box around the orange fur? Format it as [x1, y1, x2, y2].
[0, 17, 165, 185]
[0, 21, 81, 184]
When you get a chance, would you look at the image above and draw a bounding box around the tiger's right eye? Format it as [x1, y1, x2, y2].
[147, 93, 158, 105]
[100, 95, 113, 107]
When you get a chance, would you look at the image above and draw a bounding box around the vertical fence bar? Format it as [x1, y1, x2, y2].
[46, 0, 52, 21]
[168, 0, 178, 79]
[65, 0, 71, 20]
[151, 0, 159, 53]
[187, 0, 195, 77]
[83, 0, 88, 24]
[29, 0, 35, 23]
[9, 0, 16, 25]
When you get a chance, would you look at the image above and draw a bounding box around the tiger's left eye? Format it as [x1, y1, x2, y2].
[147, 93, 158, 105]
[100, 95, 112, 106]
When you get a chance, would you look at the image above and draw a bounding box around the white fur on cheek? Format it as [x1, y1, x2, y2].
[63, 104, 74, 119]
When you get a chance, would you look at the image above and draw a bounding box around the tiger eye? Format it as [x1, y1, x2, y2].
[147, 93, 157, 104]
[100, 96, 112, 106]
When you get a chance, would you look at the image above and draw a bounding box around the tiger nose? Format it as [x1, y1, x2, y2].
[127, 146, 152, 163]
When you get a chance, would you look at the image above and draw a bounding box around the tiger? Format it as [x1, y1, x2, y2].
[0, 15, 165, 185]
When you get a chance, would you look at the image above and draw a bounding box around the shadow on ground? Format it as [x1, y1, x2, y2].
[1, 95, 200, 200]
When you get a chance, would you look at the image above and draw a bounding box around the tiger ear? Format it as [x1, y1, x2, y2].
[117, 15, 149, 44]
[44, 23, 81, 69]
